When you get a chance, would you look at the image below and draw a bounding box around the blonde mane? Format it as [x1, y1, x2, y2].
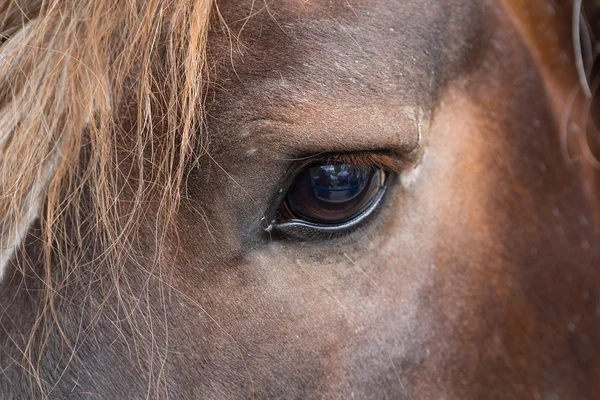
[0, 0, 214, 393]
[1, 0, 215, 274]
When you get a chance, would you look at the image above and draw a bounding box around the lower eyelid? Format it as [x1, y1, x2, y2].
[264, 174, 388, 236]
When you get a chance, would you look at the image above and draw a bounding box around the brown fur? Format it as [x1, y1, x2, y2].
[1, 0, 600, 398]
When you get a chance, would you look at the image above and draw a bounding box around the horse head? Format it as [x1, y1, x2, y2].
[1, 0, 599, 398]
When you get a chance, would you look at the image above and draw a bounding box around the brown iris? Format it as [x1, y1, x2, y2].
[282, 163, 384, 224]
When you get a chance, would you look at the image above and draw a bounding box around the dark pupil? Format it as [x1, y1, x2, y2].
[286, 163, 382, 223]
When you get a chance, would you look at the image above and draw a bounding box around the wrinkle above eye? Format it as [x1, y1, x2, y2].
[234, 102, 430, 160]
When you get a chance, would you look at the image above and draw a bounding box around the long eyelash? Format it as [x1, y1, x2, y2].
[300, 151, 403, 173]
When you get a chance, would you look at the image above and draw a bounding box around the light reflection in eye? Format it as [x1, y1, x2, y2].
[308, 164, 371, 205]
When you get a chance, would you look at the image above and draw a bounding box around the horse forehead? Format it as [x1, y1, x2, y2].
[210, 0, 486, 141]
[217, 0, 484, 52]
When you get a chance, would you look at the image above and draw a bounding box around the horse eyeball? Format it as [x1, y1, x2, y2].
[283, 164, 384, 224]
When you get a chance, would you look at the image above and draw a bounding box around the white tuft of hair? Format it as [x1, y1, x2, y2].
[0, 139, 61, 282]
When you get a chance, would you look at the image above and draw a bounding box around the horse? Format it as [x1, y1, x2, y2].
[1, 0, 599, 398]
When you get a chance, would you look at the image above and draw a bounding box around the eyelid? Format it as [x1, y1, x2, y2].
[295, 151, 403, 174]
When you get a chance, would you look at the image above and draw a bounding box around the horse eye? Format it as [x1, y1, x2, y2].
[272, 163, 387, 232]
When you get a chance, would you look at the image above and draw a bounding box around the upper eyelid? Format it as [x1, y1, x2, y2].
[292, 151, 404, 174]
